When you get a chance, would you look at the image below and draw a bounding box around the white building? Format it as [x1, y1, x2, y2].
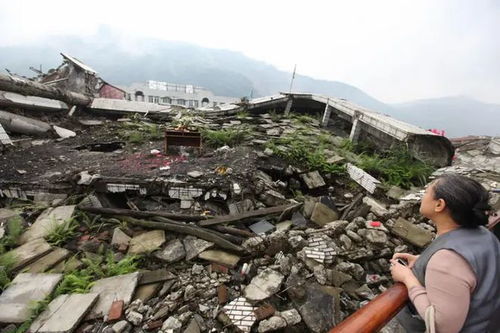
[120, 81, 239, 108]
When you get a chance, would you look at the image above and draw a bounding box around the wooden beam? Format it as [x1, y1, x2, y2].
[198, 203, 301, 227]
[118, 216, 245, 253]
[79, 206, 209, 222]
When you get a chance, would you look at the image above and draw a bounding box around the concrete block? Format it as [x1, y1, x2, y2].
[4, 238, 52, 271]
[128, 230, 165, 255]
[87, 272, 140, 319]
[310, 203, 339, 226]
[20, 206, 76, 244]
[29, 293, 98, 333]
[198, 250, 240, 268]
[0, 273, 62, 323]
[24, 247, 70, 273]
[391, 217, 433, 247]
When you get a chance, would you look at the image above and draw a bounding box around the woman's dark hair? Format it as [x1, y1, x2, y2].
[432, 174, 491, 228]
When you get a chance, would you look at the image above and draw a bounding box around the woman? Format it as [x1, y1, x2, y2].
[391, 174, 500, 333]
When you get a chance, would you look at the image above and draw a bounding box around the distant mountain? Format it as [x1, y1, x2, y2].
[390, 97, 500, 138]
[0, 30, 498, 138]
[0, 30, 391, 112]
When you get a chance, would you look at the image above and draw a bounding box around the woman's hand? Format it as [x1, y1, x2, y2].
[390, 259, 421, 290]
[392, 252, 419, 268]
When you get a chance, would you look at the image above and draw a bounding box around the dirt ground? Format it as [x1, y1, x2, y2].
[0, 119, 262, 191]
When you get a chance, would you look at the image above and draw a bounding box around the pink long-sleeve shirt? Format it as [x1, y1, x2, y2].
[408, 249, 477, 333]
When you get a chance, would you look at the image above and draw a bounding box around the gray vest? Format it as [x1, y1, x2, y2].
[397, 226, 500, 333]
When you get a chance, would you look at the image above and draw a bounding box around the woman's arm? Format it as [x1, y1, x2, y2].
[409, 249, 477, 333]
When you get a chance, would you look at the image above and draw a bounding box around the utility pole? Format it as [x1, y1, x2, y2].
[288, 64, 296, 93]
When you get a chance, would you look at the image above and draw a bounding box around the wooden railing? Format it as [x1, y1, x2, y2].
[329, 283, 408, 333]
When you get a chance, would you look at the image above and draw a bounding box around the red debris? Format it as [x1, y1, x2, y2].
[217, 284, 229, 305]
[254, 303, 276, 320]
[210, 263, 229, 274]
[107, 300, 124, 321]
[370, 221, 382, 227]
[79, 234, 91, 242]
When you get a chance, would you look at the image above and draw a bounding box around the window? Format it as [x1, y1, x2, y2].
[193, 100, 199, 108]
[177, 99, 186, 106]
[188, 100, 195, 107]
[201, 97, 209, 107]
[135, 91, 144, 102]
[162, 97, 172, 104]
[148, 96, 154, 103]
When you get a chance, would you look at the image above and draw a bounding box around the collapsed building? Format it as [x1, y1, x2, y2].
[0, 54, 498, 333]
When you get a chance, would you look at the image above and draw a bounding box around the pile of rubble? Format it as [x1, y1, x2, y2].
[0, 55, 498, 333]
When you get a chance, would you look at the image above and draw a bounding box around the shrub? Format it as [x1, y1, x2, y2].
[54, 251, 139, 296]
[357, 148, 434, 188]
[45, 218, 78, 247]
[268, 137, 345, 176]
[202, 128, 248, 148]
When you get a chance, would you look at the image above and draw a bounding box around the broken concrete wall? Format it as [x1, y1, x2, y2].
[408, 135, 454, 167]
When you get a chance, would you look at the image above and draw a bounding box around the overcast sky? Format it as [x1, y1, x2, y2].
[0, 0, 498, 104]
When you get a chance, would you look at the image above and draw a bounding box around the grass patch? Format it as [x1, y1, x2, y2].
[45, 218, 78, 247]
[236, 111, 249, 119]
[0, 255, 15, 290]
[119, 122, 164, 144]
[357, 149, 434, 189]
[202, 128, 248, 148]
[269, 110, 281, 122]
[54, 271, 95, 296]
[54, 251, 139, 296]
[337, 139, 434, 189]
[0, 216, 24, 291]
[291, 113, 317, 124]
[267, 134, 345, 176]
[75, 211, 113, 234]
[0, 216, 24, 251]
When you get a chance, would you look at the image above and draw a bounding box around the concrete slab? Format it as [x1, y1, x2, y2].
[20, 205, 76, 244]
[139, 269, 176, 285]
[276, 220, 293, 232]
[391, 217, 433, 248]
[198, 250, 240, 268]
[128, 230, 165, 255]
[29, 293, 98, 333]
[51, 256, 83, 274]
[0, 273, 63, 323]
[87, 272, 140, 319]
[111, 228, 131, 248]
[183, 236, 214, 261]
[300, 171, 326, 189]
[4, 238, 52, 271]
[310, 203, 339, 226]
[244, 268, 284, 301]
[134, 283, 161, 303]
[154, 239, 185, 263]
[249, 220, 275, 235]
[24, 247, 70, 273]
